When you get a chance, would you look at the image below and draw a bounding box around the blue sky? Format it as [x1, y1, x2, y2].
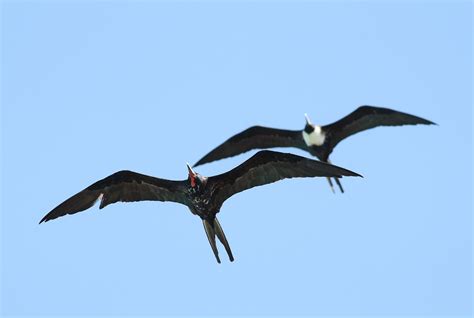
[1, 1, 472, 317]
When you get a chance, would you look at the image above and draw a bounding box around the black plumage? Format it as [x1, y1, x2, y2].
[194, 106, 435, 193]
[40, 150, 362, 263]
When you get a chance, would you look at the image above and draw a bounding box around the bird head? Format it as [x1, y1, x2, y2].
[186, 163, 207, 191]
[304, 113, 315, 133]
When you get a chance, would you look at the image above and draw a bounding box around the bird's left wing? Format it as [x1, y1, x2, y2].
[208, 150, 361, 205]
[40, 170, 188, 223]
[322, 106, 436, 151]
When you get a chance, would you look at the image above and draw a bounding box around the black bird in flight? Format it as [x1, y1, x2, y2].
[194, 106, 435, 193]
[40, 150, 361, 263]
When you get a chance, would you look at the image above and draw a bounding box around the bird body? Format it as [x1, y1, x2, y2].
[194, 106, 435, 193]
[302, 124, 326, 147]
[40, 150, 361, 263]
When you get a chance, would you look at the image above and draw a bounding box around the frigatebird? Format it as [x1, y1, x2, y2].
[40, 150, 361, 263]
[194, 106, 435, 193]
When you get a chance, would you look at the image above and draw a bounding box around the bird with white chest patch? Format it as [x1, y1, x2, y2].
[302, 113, 326, 147]
[193, 105, 436, 193]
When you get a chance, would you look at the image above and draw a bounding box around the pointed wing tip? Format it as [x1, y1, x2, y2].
[193, 158, 208, 168]
[406, 113, 437, 126]
[338, 172, 363, 178]
[331, 164, 363, 178]
[193, 156, 218, 168]
[39, 215, 50, 224]
[352, 171, 364, 178]
[39, 213, 58, 224]
[417, 118, 437, 126]
[360, 105, 437, 125]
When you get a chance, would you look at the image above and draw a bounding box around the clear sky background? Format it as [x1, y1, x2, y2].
[1, 1, 472, 317]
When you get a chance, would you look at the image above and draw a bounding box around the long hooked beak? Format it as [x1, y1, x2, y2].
[186, 162, 196, 176]
[304, 113, 312, 125]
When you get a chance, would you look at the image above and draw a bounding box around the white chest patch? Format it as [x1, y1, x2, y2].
[302, 126, 326, 146]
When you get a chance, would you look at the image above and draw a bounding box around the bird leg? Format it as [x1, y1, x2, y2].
[214, 217, 234, 262]
[203, 219, 221, 264]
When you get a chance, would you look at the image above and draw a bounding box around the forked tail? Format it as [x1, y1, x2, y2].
[325, 159, 344, 193]
[334, 176, 344, 193]
[202, 217, 234, 264]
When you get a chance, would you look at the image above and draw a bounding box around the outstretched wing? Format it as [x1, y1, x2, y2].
[323, 106, 436, 150]
[194, 126, 306, 167]
[40, 170, 188, 223]
[208, 150, 361, 205]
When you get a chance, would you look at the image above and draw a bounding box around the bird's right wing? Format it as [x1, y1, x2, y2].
[193, 126, 306, 167]
[208, 150, 361, 205]
[40, 170, 188, 223]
